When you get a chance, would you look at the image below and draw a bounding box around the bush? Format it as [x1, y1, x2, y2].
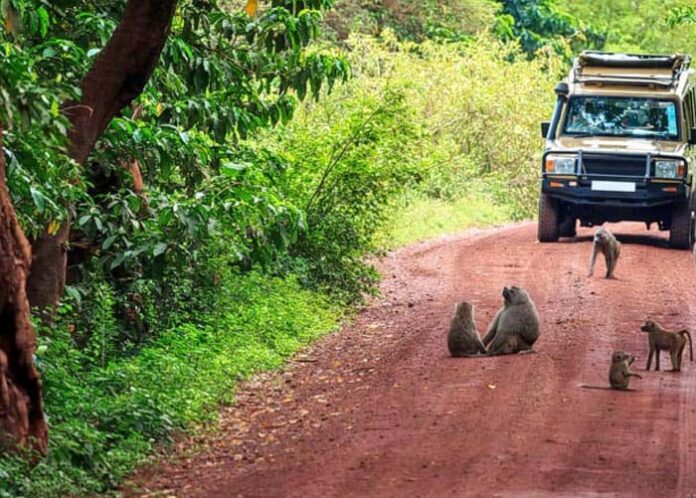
[342, 32, 562, 220]
[0, 270, 340, 497]
[248, 80, 421, 300]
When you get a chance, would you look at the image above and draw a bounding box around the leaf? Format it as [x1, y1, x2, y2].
[221, 162, 247, 176]
[244, 0, 258, 17]
[153, 242, 167, 257]
[30, 188, 45, 213]
[65, 286, 82, 307]
[47, 219, 61, 236]
[37, 7, 49, 37]
[87, 48, 101, 58]
[102, 235, 118, 251]
[110, 252, 128, 270]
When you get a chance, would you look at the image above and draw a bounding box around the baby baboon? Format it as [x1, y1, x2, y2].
[640, 320, 693, 372]
[581, 351, 642, 391]
[482, 286, 540, 355]
[447, 302, 486, 357]
[588, 227, 621, 279]
[609, 350, 642, 390]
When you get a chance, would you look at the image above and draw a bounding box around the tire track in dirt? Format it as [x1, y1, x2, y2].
[129, 222, 696, 498]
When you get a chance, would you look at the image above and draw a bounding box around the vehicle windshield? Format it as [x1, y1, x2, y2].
[562, 96, 679, 140]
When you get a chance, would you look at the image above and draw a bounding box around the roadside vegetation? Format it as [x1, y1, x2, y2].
[0, 0, 693, 496]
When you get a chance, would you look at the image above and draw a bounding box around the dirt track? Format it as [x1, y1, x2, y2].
[131, 222, 696, 497]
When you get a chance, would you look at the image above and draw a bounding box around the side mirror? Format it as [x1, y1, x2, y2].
[689, 127, 696, 145]
[541, 121, 551, 139]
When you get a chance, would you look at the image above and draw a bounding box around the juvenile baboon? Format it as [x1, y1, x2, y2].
[580, 351, 642, 391]
[447, 302, 486, 357]
[482, 286, 540, 355]
[609, 350, 642, 390]
[640, 320, 693, 372]
[588, 227, 621, 279]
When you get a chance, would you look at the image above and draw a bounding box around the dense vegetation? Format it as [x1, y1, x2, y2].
[0, 0, 691, 495]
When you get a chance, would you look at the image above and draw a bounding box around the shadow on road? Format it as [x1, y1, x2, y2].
[559, 233, 671, 249]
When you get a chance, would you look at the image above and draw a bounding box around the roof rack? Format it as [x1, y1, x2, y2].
[572, 50, 691, 89]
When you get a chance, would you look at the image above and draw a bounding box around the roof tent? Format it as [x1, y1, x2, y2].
[578, 51, 690, 71]
[572, 51, 692, 89]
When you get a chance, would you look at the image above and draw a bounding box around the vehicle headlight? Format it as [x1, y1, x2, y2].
[545, 155, 576, 174]
[654, 159, 685, 179]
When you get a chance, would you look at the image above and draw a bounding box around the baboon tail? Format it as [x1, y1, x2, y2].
[680, 330, 693, 361]
[579, 384, 611, 390]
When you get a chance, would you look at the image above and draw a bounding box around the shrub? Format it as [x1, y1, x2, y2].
[343, 32, 562, 219]
[0, 270, 340, 497]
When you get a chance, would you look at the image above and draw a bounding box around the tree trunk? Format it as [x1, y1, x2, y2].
[0, 127, 48, 455]
[26, 0, 179, 313]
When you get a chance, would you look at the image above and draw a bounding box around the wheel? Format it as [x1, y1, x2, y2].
[669, 197, 694, 249]
[538, 193, 559, 242]
[558, 216, 577, 238]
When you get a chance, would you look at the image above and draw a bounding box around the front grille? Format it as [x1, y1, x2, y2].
[582, 154, 647, 177]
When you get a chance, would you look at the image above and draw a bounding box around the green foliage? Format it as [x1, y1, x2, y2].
[1, 0, 350, 280]
[0, 270, 340, 497]
[249, 81, 420, 299]
[381, 191, 510, 248]
[496, 0, 605, 59]
[324, 0, 497, 42]
[560, 0, 696, 55]
[338, 33, 560, 219]
[669, 4, 696, 27]
[0, 2, 85, 236]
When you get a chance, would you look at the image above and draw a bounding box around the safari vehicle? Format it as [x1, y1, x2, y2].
[539, 51, 696, 249]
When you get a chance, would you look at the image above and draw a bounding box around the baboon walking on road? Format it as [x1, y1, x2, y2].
[588, 227, 621, 279]
[447, 302, 486, 357]
[640, 320, 693, 372]
[483, 286, 540, 355]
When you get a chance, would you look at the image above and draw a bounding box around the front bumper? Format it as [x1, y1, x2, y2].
[541, 176, 688, 208]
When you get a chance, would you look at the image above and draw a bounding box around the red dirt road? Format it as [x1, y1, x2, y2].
[131, 222, 696, 497]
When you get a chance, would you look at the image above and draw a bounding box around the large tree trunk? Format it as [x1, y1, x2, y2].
[4, 0, 179, 453]
[0, 128, 48, 455]
[26, 0, 179, 313]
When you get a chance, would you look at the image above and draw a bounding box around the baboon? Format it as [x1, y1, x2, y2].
[640, 320, 693, 372]
[609, 350, 642, 390]
[482, 286, 540, 355]
[447, 302, 486, 357]
[588, 227, 621, 279]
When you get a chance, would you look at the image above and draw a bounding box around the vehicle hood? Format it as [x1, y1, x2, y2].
[549, 136, 686, 156]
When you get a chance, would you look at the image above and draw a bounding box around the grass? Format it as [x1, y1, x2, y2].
[383, 191, 511, 248]
[0, 273, 341, 498]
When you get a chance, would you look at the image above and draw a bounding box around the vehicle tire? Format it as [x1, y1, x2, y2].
[669, 197, 694, 249]
[538, 193, 559, 242]
[558, 216, 577, 238]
